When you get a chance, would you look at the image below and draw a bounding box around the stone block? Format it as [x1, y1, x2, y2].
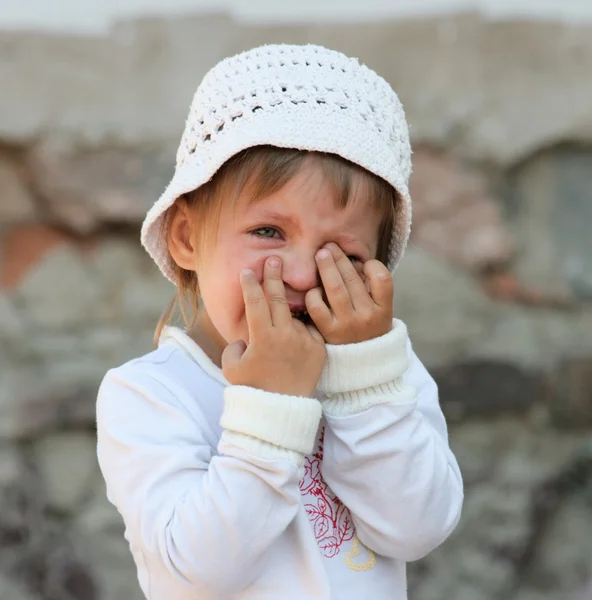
[4, 16, 592, 165]
[0, 575, 36, 600]
[509, 147, 592, 301]
[552, 357, 592, 427]
[0, 443, 25, 489]
[409, 147, 513, 271]
[76, 479, 124, 537]
[0, 293, 25, 341]
[77, 531, 145, 600]
[554, 148, 592, 300]
[0, 14, 237, 146]
[0, 156, 37, 226]
[409, 422, 592, 600]
[0, 375, 97, 441]
[75, 477, 145, 600]
[394, 245, 496, 366]
[32, 431, 98, 515]
[1, 224, 68, 291]
[432, 361, 543, 421]
[28, 143, 173, 233]
[92, 237, 173, 323]
[15, 241, 103, 330]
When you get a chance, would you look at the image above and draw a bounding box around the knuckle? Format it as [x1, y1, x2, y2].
[277, 328, 291, 342]
[323, 321, 336, 335]
[360, 310, 374, 324]
[307, 301, 323, 313]
[247, 292, 265, 305]
[342, 270, 358, 284]
[327, 281, 345, 295]
[268, 293, 287, 305]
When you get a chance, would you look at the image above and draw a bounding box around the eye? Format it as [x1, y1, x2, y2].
[250, 226, 281, 239]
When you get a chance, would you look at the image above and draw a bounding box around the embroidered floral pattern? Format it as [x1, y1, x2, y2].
[299, 426, 355, 558]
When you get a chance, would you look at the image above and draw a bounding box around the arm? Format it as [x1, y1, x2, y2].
[316, 319, 463, 562]
[96, 363, 321, 599]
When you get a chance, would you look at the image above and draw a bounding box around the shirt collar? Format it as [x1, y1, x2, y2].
[159, 326, 229, 387]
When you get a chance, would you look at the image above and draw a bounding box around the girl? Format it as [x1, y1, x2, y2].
[97, 44, 463, 600]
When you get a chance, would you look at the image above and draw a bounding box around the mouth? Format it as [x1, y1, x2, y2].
[290, 309, 311, 324]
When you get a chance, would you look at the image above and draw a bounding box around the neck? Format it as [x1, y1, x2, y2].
[189, 309, 226, 368]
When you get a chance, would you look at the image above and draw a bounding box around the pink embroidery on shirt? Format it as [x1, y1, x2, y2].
[299, 426, 355, 558]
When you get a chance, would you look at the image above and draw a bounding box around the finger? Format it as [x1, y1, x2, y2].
[363, 260, 394, 308]
[240, 268, 271, 339]
[263, 256, 291, 327]
[353, 260, 365, 278]
[353, 260, 371, 293]
[359, 269, 371, 294]
[326, 243, 373, 310]
[221, 339, 247, 375]
[315, 248, 352, 316]
[305, 286, 333, 330]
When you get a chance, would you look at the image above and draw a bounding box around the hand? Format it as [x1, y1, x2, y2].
[305, 243, 394, 345]
[222, 256, 327, 397]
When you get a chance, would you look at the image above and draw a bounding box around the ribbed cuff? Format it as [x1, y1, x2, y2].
[220, 431, 304, 466]
[220, 386, 322, 465]
[321, 378, 416, 417]
[317, 319, 410, 395]
[316, 319, 415, 417]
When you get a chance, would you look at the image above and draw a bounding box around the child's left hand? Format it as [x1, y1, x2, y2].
[305, 242, 394, 345]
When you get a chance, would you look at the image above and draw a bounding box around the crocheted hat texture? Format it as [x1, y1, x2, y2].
[141, 43, 412, 282]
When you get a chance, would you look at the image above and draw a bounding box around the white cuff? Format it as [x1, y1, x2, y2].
[317, 319, 410, 395]
[220, 431, 304, 466]
[321, 379, 416, 417]
[316, 319, 415, 417]
[220, 386, 322, 465]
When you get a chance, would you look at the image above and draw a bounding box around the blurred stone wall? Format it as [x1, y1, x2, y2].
[1, 12, 591, 600]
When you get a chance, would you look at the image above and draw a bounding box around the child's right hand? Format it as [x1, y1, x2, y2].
[222, 257, 326, 398]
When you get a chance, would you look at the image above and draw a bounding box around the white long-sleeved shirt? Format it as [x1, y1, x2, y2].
[96, 319, 463, 600]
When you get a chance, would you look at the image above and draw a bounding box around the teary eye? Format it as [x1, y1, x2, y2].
[251, 227, 281, 239]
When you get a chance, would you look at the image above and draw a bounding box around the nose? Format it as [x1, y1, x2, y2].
[280, 249, 321, 293]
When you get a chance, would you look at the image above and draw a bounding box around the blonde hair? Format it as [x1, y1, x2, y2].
[154, 145, 398, 345]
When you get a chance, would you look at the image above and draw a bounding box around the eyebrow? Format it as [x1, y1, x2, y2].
[257, 209, 300, 230]
[255, 209, 372, 256]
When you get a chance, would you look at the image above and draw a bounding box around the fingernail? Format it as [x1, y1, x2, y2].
[240, 268, 254, 277]
[267, 256, 280, 268]
[316, 249, 330, 260]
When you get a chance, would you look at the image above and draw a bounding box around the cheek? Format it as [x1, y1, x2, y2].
[197, 250, 267, 335]
[200, 267, 242, 317]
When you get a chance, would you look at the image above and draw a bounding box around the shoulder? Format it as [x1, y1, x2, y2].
[100, 342, 188, 399]
[97, 342, 224, 434]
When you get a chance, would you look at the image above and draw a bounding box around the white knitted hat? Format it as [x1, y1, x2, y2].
[141, 43, 412, 282]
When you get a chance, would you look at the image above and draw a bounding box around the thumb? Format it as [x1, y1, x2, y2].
[221, 339, 247, 375]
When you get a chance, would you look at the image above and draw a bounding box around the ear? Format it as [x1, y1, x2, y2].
[167, 200, 198, 271]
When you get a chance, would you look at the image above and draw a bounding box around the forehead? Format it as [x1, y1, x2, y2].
[236, 159, 382, 227]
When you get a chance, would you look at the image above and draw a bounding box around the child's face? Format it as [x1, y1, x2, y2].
[195, 160, 383, 355]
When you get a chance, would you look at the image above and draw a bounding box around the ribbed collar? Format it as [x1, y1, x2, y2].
[159, 326, 229, 387]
